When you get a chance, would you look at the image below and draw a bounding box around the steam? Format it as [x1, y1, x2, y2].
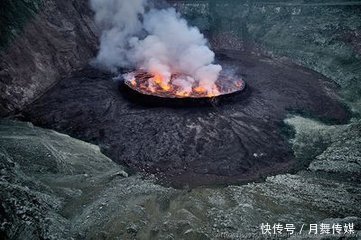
[90, 0, 222, 94]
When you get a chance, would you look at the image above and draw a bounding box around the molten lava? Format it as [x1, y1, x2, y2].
[124, 70, 245, 98]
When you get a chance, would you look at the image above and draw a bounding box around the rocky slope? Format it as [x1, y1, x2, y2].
[22, 50, 350, 187]
[2, 0, 360, 117]
[0, 0, 98, 116]
[172, 0, 361, 114]
[0, 118, 360, 239]
[0, 1, 360, 239]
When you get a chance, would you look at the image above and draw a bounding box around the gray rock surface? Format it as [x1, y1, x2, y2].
[0, 1, 360, 239]
[1, 118, 360, 239]
[2, 0, 360, 117]
[22, 50, 349, 187]
[172, 0, 361, 114]
[0, 0, 98, 115]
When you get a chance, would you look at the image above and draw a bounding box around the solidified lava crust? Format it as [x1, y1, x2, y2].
[21, 51, 351, 188]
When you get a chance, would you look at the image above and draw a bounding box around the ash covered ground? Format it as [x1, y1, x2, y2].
[22, 50, 349, 187]
[1, 0, 361, 239]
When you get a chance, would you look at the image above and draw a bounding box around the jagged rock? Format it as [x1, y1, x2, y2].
[1, 119, 360, 239]
[1, 1, 360, 239]
[22, 50, 350, 187]
[0, 0, 98, 115]
[172, 0, 361, 114]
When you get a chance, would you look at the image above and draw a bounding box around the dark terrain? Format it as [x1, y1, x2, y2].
[1, 0, 360, 239]
[22, 50, 349, 187]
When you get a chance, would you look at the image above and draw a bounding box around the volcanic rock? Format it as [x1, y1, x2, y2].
[0, 0, 98, 115]
[21, 50, 350, 187]
[0, 119, 360, 239]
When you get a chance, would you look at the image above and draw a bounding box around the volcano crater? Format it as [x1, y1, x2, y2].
[21, 50, 350, 187]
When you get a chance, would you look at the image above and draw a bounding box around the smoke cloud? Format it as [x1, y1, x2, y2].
[90, 0, 222, 93]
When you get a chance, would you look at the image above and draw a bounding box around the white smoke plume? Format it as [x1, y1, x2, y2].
[90, 0, 222, 93]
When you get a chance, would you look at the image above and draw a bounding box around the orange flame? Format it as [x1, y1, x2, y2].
[176, 91, 190, 97]
[194, 86, 207, 94]
[207, 88, 220, 97]
[125, 70, 244, 98]
[152, 73, 172, 91]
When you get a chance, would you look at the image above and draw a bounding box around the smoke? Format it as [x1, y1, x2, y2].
[90, 0, 222, 93]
